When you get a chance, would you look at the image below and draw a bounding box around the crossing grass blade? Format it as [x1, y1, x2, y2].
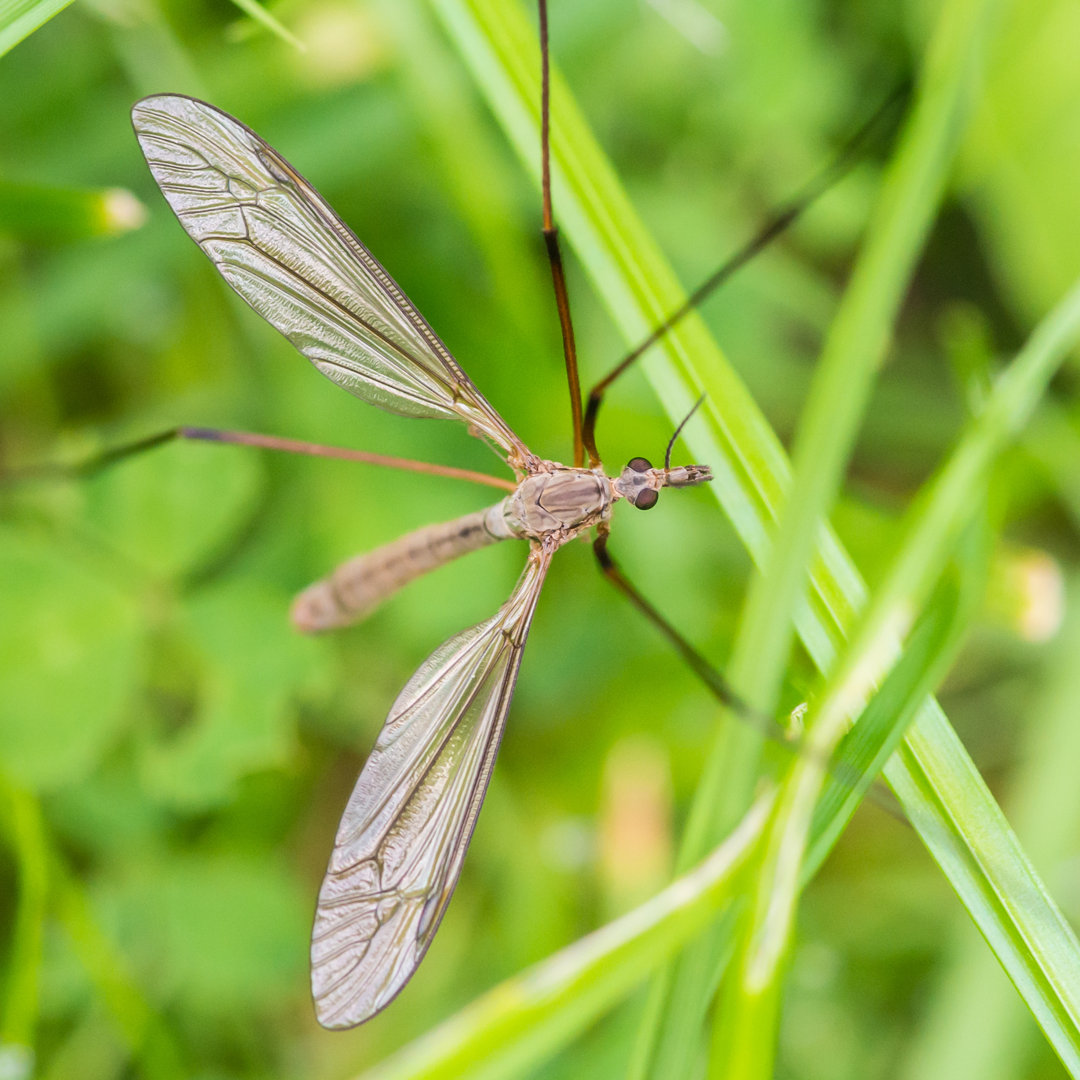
[225, 0, 305, 52]
[0, 0, 72, 57]
[427, 0, 1080, 1075]
[897, 585, 1080, 1080]
[713, 0, 1005, 1071]
[722, 275, 1080, 1079]
[0, 774, 186, 1080]
[356, 792, 773, 1080]
[0, 779, 46, 1058]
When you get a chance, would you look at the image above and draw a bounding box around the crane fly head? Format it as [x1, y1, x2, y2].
[613, 456, 713, 510]
[613, 392, 712, 510]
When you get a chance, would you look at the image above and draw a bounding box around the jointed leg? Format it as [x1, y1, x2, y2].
[592, 525, 903, 818]
[581, 81, 909, 465]
[592, 524, 783, 738]
[1, 427, 516, 493]
[538, 0, 585, 468]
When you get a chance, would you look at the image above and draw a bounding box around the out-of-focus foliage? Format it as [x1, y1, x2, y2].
[1, 1, 1079, 1078]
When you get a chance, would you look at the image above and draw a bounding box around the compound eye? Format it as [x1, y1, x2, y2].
[626, 456, 652, 473]
[632, 488, 659, 510]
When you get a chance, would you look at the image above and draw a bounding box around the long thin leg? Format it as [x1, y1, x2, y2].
[581, 81, 910, 465]
[593, 526, 778, 734]
[2, 427, 516, 493]
[593, 526, 901, 816]
[538, 0, 586, 468]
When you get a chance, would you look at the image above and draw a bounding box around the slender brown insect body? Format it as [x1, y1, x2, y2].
[116, 0, 903, 1031]
[130, 92, 712, 1027]
[290, 459, 709, 635]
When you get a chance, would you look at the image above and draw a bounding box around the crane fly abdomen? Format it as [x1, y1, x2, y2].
[291, 504, 515, 632]
[291, 467, 613, 633]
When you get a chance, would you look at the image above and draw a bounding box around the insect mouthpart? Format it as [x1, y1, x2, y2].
[614, 458, 713, 510]
[664, 463, 713, 488]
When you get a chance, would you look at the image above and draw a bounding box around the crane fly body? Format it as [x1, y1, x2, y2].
[130, 93, 711, 1028]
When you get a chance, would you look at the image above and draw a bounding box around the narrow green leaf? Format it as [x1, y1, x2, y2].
[715, 0, 1002, 1067]
[806, 524, 991, 874]
[51, 859, 187, 1080]
[433, 0, 1080, 1074]
[0, 182, 146, 242]
[226, 0, 305, 52]
[0, 792, 187, 1079]
[358, 793, 772, 1080]
[738, 276, 1080, 1078]
[0, 0, 74, 57]
[0, 779, 47, 1058]
[897, 573, 1080, 1080]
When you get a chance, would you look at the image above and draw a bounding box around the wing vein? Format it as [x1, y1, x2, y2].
[309, 550, 551, 1027]
[131, 93, 531, 462]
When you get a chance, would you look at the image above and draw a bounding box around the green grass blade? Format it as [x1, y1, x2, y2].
[52, 859, 187, 1080]
[805, 521, 991, 874]
[898, 578, 1080, 1079]
[0, 777, 47, 1070]
[0, 771, 186, 1080]
[706, 0, 1001, 1067]
[732, 0, 1001, 723]
[357, 794, 772, 1080]
[0, 0, 74, 57]
[0, 182, 146, 242]
[724, 277, 1080, 1078]
[226, 0, 305, 52]
[433, 0, 1080, 1074]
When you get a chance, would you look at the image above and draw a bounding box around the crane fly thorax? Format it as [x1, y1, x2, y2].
[500, 465, 613, 543]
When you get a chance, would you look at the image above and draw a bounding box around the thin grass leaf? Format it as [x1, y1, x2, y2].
[433, 0, 1080, 1074]
[0, 181, 146, 242]
[733, 0, 1002, 722]
[898, 573, 1080, 1080]
[372, 0, 544, 344]
[714, 0, 1003, 1067]
[0, 0, 73, 57]
[51, 858, 187, 1080]
[0, 772, 186, 1080]
[357, 792, 773, 1080]
[805, 521, 992, 875]
[736, 276, 1080, 1078]
[0, 777, 47, 1064]
[226, 0, 305, 52]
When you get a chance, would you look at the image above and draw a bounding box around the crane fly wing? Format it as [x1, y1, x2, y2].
[310, 549, 552, 1028]
[130, 94, 529, 464]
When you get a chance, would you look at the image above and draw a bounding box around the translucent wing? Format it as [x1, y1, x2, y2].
[130, 94, 529, 463]
[310, 549, 552, 1028]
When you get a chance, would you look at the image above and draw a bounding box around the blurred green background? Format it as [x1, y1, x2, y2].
[2, 0, 1080, 1077]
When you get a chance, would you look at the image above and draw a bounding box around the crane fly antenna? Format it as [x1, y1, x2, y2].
[582, 79, 911, 464]
[664, 393, 707, 470]
[538, 0, 586, 468]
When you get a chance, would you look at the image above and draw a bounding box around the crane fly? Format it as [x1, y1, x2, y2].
[130, 93, 712, 1029]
